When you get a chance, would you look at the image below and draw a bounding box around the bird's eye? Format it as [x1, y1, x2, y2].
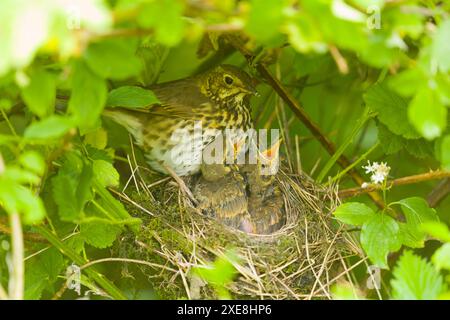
[224, 75, 234, 85]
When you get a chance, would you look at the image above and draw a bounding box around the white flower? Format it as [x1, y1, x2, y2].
[362, 161, 390, 184]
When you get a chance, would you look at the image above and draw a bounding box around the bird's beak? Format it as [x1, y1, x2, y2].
[242, 84, 259, 97]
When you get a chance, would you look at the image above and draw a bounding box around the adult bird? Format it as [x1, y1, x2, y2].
[103, 64, 257, 176]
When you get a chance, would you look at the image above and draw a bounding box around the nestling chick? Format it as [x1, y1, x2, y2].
[193, 136, 252, 232]
[241, 139, 285, 234]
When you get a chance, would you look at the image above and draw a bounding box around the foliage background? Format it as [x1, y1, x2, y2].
[0, 0, 449, 299]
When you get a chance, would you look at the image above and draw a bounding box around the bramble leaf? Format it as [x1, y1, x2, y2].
[391, 251, 445, 299]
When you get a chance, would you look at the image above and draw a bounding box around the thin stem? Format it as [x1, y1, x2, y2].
[325, 142, 380, 186]
[317, 106, 372, 183]
[0, 109, 17, 136]
[9, 212, 24, 300]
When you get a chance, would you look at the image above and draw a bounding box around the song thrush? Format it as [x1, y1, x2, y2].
[103, 64, 257, 176]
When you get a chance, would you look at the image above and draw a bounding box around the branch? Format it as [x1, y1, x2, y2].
[339, 170, 450, 199]
[427, 178, 450, 207]
[226, 35, 385, 209]
[0, 218, 47, 243]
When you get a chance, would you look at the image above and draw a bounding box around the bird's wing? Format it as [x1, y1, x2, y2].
[142, 78, 212, 119]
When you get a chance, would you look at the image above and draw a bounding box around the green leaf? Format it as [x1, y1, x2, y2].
[80, 220, 122, 249]
[85, 39, 142, 80]
[431, 243, 450, 270]
[137, 0, 185, 46]
[397, 197, 439, 247]
[106, 86, 159, 108]
[432, 243, 450, 271]
[84, 128, 108, 150]
[24, 248, 65, 300]
[51, 153, 93, 222]
[246, 0, 285, 44]
[0, 184, 47, 224]
[439, 135, 450, 171]
[333, 202, 375, 226]
[24, 115, 74, 140]
[377, 123, 433, 158]
[361, 213, 402, 269]
[391, 251, 445, 299]
[364, 83, 420, 139]
[388, 68, 425, 98]
[408, 87, 447, 140]
[421, 221, 450, 242]
[21, 69, 56, 118]
[19, 151, 45, 176]
[431, 19, 450, 73]
[68, 60, 107, 133]
[93, 159, 119, 187]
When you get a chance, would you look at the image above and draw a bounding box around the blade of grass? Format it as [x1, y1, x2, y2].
[325, 142, 380, 187]
[316, 107, 372, 183]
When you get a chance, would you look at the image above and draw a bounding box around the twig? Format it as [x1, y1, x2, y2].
[329, 45, 349, 74]
[226, 36, 385, 209]
[427, 178, 450, 207]
[339, 170, 450, 199]
[0, 218, 47, 243]
[9, 213, 24, 300]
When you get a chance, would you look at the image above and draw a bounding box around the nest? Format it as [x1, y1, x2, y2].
[112, 152, 363, 300]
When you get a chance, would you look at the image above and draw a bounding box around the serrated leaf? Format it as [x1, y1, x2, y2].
[333, 202, 375, 226]
[84, 39, 142, 79]
[93, 159, 119, 187]
[432, 243, 450, 271]
[24, 115, 74, 140]
[68, 60, 107, 133]
[408, 87, 447, 140]
[24, 248, 65, 300]
[80, 221, 122, 249]
[106, 86, 159, 108]
[364, 83, 420, 139]
[21, 69, 56, 118]
[52, 174, 80, 222]
[361, 213, 402, 269]
[51, 153, 93, 222]
[391, 250, 445, 299]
